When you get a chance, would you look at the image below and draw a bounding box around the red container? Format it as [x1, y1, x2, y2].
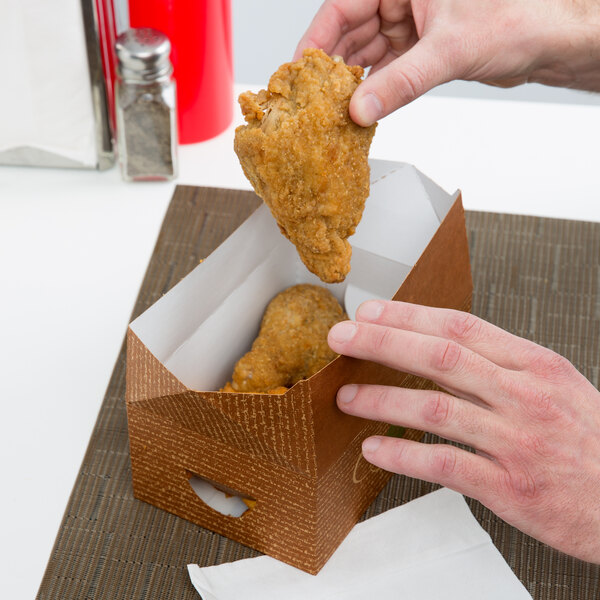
[96, 0, 118, 135]
[129, 0, 233, 144]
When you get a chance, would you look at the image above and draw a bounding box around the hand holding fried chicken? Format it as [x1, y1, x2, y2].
[295, 0, 600, 126]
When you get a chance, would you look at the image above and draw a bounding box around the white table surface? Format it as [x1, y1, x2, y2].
[2, 84, 600, 600]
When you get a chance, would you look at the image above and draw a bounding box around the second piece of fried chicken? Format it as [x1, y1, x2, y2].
[224, 284, 347, 393]
[234, 48, 376, 283]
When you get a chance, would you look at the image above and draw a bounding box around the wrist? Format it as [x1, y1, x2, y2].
[530, 4, 600, 91]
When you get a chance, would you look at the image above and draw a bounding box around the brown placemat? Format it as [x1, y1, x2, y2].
[37, 187, 600, 600]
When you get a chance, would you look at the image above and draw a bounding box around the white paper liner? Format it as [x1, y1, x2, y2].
[130, 161, 458, 391]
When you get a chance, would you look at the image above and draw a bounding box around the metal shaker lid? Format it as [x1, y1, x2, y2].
[116, 28, 172, 81]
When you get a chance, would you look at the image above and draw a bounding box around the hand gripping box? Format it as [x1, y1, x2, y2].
[125, 160, 473, 574]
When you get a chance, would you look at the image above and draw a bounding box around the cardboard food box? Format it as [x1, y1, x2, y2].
[125, 160, 472, 574]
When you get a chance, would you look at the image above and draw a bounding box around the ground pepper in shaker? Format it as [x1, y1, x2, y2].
[115, 28, 178, 181]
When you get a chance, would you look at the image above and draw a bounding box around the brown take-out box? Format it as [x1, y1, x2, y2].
[125, 160, 473, 574]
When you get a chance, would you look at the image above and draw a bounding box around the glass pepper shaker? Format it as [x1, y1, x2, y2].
[115, 28, 178, 181]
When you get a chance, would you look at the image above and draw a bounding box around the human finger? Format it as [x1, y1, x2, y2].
[355, 300, 542, 371]
[365, 50, 402, 77]
[361, 435, 503, 502]
[294, 0, 380, 60]
[349, 34, 454, 125]
[345, 34, 390, 69]
[347, 10, 418, 69]
[331, 14, 381, 61]
[328, 321, 512, 407]
[338, 384, 510, 455]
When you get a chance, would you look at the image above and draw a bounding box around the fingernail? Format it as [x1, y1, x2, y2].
[357, 300, 383, 322]
[329, 321, 357, 344]
[362, 437, 381, 454]
[355, 92, 382, 126]
[337, 384, 358, 404]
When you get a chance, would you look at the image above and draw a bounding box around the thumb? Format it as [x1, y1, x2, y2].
[350, 36, 455, 125]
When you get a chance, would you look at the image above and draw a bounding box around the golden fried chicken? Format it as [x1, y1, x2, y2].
[233, 48, 377, 283]
[220, 381, 287, 395]
[222, 284, 346, 393]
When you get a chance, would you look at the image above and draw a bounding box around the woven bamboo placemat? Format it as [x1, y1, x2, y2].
[37, 186, 600, 599]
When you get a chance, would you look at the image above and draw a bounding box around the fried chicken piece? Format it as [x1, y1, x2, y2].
[220, 381, 288, 395]
[222, 284, 347, 393]
[234, 48, 377, 283]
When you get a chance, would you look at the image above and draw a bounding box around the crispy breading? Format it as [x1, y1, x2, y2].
[220, 381, 287, 395]
[222, 284, 347, 393]
[234, 48, 377, 283]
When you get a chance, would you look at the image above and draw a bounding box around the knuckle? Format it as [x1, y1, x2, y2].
[503, 468, 539, 503]
[445, 311, 481, 343]
[403, 62, 428, 96]
[370, 325, 396, 355]
[330, 1, 350, 34]
[432, 340, 463, 372]
[430, 445, 459, 479]
[423, 392, 453, 428]
[387, 64, 426, 106]
[368, 386, 392, 418]
[351, 51, 370, 68]
[398, 300, 419, 325]
[390, 440, 408, 469]
[341, 34, 361, 60]
[529, 349, 575, 381]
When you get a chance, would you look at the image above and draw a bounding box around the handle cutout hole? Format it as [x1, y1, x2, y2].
[188, 474, 256, 518]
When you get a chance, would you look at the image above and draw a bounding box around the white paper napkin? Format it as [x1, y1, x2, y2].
[187, 488, 532, 600]
[0, 0, 97, 166]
